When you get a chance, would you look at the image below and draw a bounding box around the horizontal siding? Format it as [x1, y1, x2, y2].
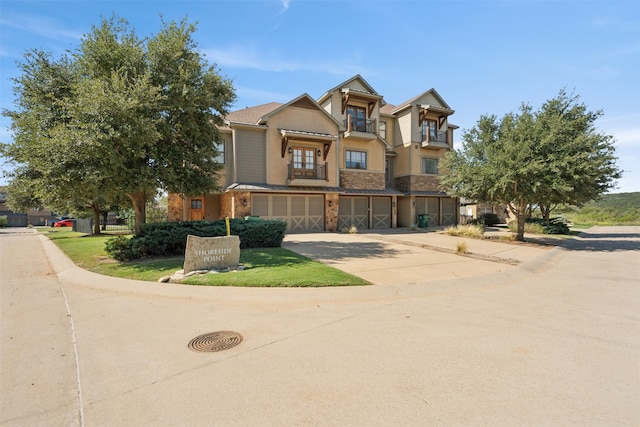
[236, 129, 266, 183]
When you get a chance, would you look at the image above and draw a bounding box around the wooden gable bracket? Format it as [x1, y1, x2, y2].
[418, 108, 429, 127]
[368, 100, 377, 117]
[323, 143, 331, 160]
[281, 135, 289, 158]
[341, 93, 350, 114]
[439, 115, 447, 128]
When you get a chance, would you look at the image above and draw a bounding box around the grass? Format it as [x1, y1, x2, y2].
[442, 224, 485, 238]
[455, 241, 468, 254]
[40, 228, 370, 287]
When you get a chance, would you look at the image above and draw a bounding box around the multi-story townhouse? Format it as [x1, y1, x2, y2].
[168, 75, 459, 231]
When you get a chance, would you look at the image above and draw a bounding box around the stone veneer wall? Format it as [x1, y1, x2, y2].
[167, 194, 184, 221]
[325, 193, 339, 232]
[220, 191, 252, 219]
[394, 175, 441, 192]
[340, 170, 385, 190]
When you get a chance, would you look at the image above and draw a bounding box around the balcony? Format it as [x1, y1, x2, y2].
[421, 131, 450, 149]
[287, 162, 329, 187]
[344, 116, 377, 140]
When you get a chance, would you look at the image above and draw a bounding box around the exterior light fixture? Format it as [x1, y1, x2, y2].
[317, 149, 322, 157]
[242, 198, 248, 206]
[392, 201, 397, 207]
[288, 147, 292, 154]
[328, 200, 333, 207]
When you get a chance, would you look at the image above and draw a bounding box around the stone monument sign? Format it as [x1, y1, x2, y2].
[183, 235, 240, 274]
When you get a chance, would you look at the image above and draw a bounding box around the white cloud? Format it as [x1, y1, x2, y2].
[204, 45, 368, 76]
[277, 0, 292, 16]
[0, 14, 82, 42]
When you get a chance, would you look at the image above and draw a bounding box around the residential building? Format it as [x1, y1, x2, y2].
[168, 75, 459, 231]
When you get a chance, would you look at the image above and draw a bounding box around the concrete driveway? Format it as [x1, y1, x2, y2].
[1, 226, 639, 426]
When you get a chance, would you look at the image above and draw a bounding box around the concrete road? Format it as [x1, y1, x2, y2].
[1, 226, 639, 426]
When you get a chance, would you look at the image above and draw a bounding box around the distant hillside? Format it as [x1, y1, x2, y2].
[557, 192, 640, 225]
[584, 192, 640, 210]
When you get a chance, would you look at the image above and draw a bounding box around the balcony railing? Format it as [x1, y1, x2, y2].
[344, 116, 376, 134]
[288, 162, 328, 182]
[423, 131, 448, 144]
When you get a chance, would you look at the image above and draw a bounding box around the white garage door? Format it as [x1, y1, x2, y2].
[251, 194, 324, 231]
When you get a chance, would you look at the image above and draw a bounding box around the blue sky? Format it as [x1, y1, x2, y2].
[1, 0, 639, 193]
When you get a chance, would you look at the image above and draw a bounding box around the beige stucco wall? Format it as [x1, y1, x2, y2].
[340, 138, 386, 172]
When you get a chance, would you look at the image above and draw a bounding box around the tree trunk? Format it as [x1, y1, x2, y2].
[127, 191, 146, 235]
[540, 204, 552, 222]
[508, 199, 528, 242]
[101, 211, 108, 231]
[91, 202, 101, 235]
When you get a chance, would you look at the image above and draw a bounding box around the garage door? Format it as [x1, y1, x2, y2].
[251, 194, 324, 231]
[441, 198, 456, 226]
[371, 197, 391, 229]
[416, 197, 439, 225]
[338, 197, 368, 230]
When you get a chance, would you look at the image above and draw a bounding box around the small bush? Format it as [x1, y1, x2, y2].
[105, 218, 287, 261]
[507, 216, 571, 235]
[340, 225, 358, 233]
[477, 213, 501, 226]
[456, 241, 468, 254]
[0, 216, 7, 228]
[443, 224, 485, 238]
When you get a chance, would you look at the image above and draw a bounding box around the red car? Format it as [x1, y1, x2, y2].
[54, 218, 75, 227]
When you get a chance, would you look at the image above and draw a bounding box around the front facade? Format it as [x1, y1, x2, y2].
[168, 75, 459, 232]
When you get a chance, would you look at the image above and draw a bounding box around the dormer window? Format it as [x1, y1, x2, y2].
[422, 119, 437, 142]
[346, 105, 367, 132]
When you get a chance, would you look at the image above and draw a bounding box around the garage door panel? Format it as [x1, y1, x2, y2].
[372, 197, 390, 229]
[251, 194, 324, 231]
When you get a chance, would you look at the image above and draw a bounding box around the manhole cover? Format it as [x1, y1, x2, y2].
[188, 331, 243, 352]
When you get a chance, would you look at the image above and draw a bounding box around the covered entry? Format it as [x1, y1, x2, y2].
[251, 194, 324, 231]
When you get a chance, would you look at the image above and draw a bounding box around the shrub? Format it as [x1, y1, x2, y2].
[443, 224, 485, 238]
[507, 217, 571, 235]
[105, 218, 287, 261]
[477, 213, 501, 226]
[456, 241, 468, 254]
[0, 215, 7, 228]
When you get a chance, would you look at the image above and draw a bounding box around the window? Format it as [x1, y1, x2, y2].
[422, 119, 437, 142]
[346, 150, 367, 169]
[346, 105, 367, 132]
[422, 157, 438, 175]
[379, 120, 387, 139]
[213, 141, 225, 164]
[191, 199, 202, 209]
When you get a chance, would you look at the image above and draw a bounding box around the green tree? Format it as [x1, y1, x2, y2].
[440, 91, 621, 241]
[2, 16, 236, 235]
[2, 50, 126, 234]
[534, 89, 621, 220]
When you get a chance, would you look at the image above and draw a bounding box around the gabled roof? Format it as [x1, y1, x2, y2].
[316, 74, 382, 105]
[225, 102, 283, 125]
[390, 88, 453, 115]
[257, 93, 343, 128]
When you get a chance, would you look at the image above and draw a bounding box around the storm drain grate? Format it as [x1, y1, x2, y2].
[188, 331, 243, 352]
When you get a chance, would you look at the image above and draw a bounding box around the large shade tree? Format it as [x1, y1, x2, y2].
[440, 91, 621, 241]
[2, 16, 236, 234]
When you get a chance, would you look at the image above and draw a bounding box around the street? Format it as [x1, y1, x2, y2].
[1, 226, 639, 426]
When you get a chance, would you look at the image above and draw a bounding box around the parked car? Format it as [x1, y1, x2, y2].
[54, 218, 76, 227]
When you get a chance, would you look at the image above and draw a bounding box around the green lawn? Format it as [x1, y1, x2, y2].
[40, 228, 369, 287]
